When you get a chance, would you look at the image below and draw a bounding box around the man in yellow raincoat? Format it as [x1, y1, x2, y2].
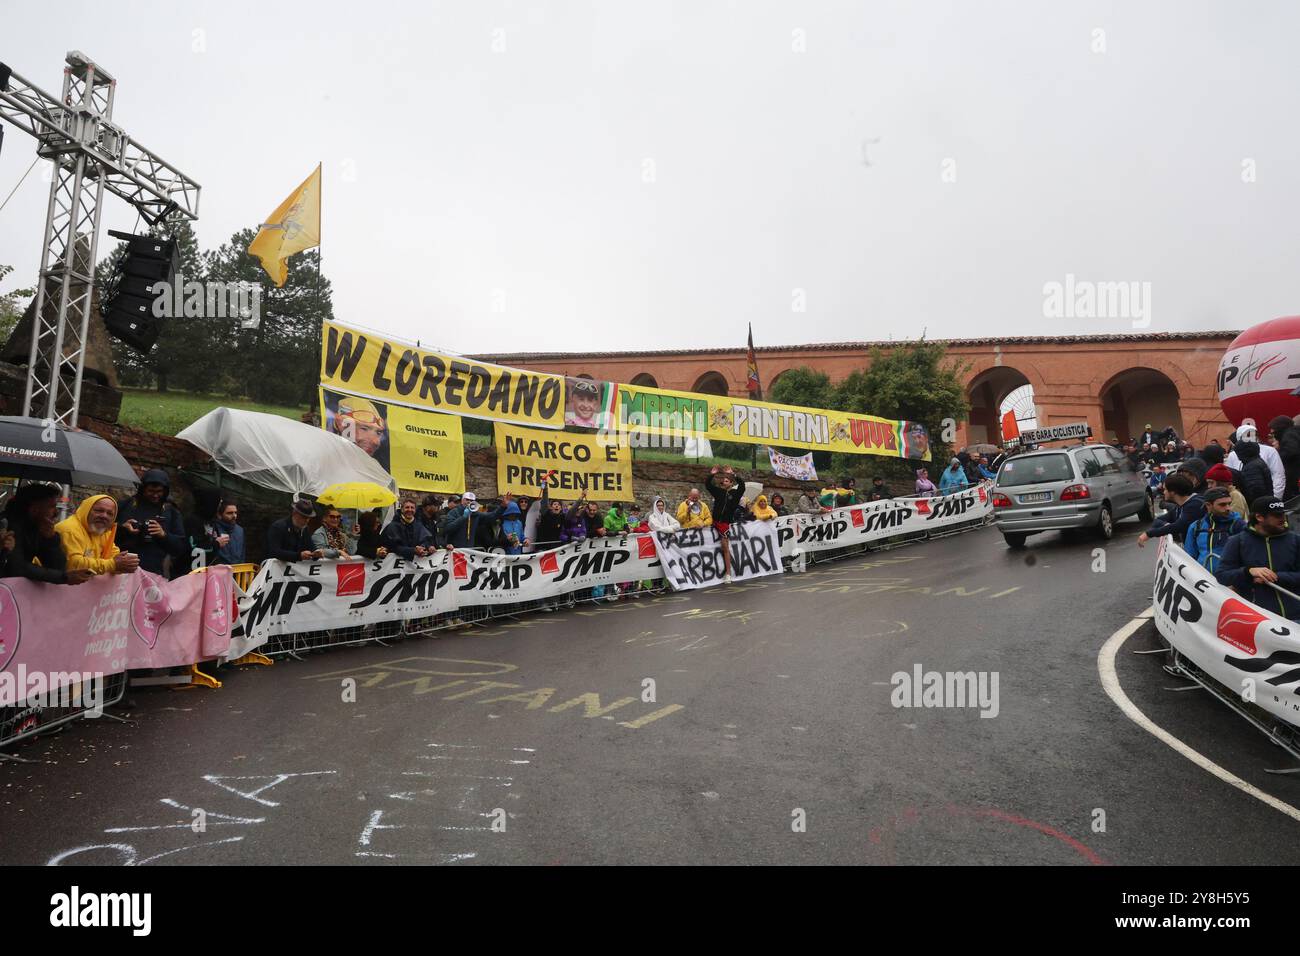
[56, 495, 141, 575]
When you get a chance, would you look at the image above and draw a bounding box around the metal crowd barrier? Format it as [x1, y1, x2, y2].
[0, 671, 129, 761]
[248, 512, 994, 661]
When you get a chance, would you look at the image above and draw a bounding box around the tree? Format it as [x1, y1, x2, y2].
[830, 341, 970, 478]
[204, 228, 331, 406]
[0, 263, 34, 345]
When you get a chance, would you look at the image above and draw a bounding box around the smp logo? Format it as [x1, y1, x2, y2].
[1153, 562, 1206, 625]
[925, 495, 975, 522]
[350, 568, 451, 609]
[460, 563, 533, 592]
[799, 520, 848, 544]
[553, 550, 631, 583]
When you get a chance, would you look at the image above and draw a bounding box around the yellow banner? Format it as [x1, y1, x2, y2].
[320, 388, 465, 494]
[321, 320, 566, 428]
[495, 422, 633, 501]
[614, 383, 932, 461]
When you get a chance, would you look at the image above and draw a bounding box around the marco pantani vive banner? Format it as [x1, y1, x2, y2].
[610, 382, 932, 461]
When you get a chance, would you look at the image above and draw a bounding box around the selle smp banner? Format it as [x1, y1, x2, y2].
[321, 321, 567, 429]
[773, 483, 991, 556]
[0, 567, 235, 699]
[238, 535, 664, 641]
[1153, 539, 1300, 729]
[237, 486, 991, 639]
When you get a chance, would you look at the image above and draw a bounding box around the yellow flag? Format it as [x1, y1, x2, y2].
[247, 165, 321, 287]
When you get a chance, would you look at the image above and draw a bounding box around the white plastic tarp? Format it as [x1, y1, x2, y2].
[177, 407, 397, 497]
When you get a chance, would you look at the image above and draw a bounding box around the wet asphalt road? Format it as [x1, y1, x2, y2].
[6, 513, 1300, 866]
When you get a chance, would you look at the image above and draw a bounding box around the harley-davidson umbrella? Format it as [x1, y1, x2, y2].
[0, 416, 139, 487]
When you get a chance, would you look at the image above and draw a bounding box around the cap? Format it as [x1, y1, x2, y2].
[1202, 487, 1231, 503]
[292, 498, 315, 517]
[1204, 464, 1233, 483]
[461, 491, 477, 503]
[1252, 495, 1285, 516]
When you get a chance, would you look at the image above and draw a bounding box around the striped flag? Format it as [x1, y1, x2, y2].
[746, 323, 762, 398]
[599, 381, 619, 430]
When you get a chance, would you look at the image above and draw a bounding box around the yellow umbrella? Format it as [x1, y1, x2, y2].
[316, 482, 397, 510]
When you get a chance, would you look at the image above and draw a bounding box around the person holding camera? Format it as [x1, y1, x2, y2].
[116, 469, 189, 577]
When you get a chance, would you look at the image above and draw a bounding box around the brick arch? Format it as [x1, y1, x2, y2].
[630, 372, 658, 388]
[692, 370, 730, 395]
[965, 364, 1043, 445]
[1088, 358, 1196, 396]
[766, 368, 794, 394]
[1098, 367, 1184, 443]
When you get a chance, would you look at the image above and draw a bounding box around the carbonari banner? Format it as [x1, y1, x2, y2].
[495, 422, 633, 501]
[321, 320, 566, 428]
[320, 387, 466, 494]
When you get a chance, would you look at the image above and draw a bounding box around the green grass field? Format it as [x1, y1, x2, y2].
[119, 388, 309, 436]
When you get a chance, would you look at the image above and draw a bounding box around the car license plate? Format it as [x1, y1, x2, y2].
[1019, 492, 1052, 503]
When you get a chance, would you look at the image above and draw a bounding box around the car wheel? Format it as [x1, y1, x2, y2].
[1002, 532, 1027, 549]
[1138, 494, 1153, 522]
[1097, 503, 1114, 540]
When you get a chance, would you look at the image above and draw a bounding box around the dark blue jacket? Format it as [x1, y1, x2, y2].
[380, 516, 433, 559]
[1214, 527, 1300, 620]
[214, 519, 245, 564]
[266, 516, 314, 563]
[116, 468, 188, 577]
[1146, 493, 1205, 541]
[1184, 510, 1246, 572]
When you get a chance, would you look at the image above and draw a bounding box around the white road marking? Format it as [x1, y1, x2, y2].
[1098, 612, 1300, 825]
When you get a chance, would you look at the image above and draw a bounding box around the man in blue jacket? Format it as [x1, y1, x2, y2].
[1183, 488, 1245, 572]
[1138, 472, 1204, 548]
[1215, 496, 1300, 620]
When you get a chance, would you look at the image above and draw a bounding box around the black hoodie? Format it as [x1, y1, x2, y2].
[1270, 416, 1300, 501]
[1235, 442, 1274, 505]
[116, 468, 189, 576]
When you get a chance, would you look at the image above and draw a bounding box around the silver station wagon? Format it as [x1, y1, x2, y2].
[991, 443, 1153, 548]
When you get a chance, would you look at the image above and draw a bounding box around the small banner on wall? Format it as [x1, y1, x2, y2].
[767, 447, 818, 481]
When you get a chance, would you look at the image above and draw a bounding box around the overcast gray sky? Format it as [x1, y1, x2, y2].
[2, 0, 1297, 354]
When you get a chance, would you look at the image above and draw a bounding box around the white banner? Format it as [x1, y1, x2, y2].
[774, 482, 992, 556]
[1018, 422, 1090, 444]
[237, 484, 992, 638]
[767, 447, 818, 481]
[653, 520, 784, 591]
[1153, 540, 1300, 728]
[239, 535, 663, 642]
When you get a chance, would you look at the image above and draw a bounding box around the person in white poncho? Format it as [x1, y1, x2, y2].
[648, 496, 681, 533]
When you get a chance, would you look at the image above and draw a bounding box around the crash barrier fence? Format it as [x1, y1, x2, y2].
[1151, 539, 1300, 766]
[0, 672, 128, 758]
[252, 485, 995, 660]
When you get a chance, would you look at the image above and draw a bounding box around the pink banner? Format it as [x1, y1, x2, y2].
[0, 567, 234, 698]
